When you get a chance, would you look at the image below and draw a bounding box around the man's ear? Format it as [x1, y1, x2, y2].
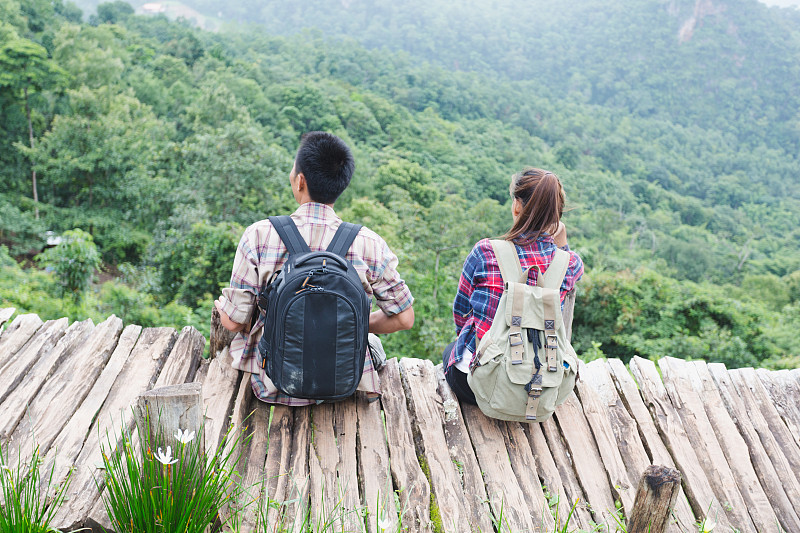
[295, 172, 306, 192]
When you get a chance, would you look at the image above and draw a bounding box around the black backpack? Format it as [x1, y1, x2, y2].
[256, 216, 370, 400]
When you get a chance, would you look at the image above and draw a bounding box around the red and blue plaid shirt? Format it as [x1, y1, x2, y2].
[448, 235, 583, 371]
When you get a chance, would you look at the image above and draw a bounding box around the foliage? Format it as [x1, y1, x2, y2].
[99, 418, 245, 533]
[154, 220, 242, 308]
[1, 0, 799, 367]
[35, 228, 101, 301]
[0, 443, 73, 533]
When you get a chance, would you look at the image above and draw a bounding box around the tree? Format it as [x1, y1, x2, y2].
[0, 35, 63, 218]
[37, 228, 101, 302]
[95, 1, 134, 25]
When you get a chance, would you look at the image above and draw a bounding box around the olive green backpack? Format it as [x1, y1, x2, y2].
[467, 239, 578, 423]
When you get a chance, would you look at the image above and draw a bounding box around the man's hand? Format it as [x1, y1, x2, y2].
[369, 306, 414, 334]
[214, 299, 249, 333]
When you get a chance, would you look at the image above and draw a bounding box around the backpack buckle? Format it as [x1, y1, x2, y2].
[509, 331, 523, 347]
[525, 373, 542, 397]
[545, 334, 558, 349]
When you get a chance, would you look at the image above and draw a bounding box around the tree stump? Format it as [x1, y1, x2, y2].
[627, 465, 682, 533]
[210, 306, 237, 359]
[136, 382, 204, 456]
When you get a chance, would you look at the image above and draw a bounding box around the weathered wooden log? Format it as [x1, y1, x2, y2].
[626, 465, 681, 533]
[210, 306, 237, 359]
[0, 307, 15, 331]
[135, 382, 204, 457]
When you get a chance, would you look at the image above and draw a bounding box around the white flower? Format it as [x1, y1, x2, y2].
[378, 515, 390, 531]
[154, 446, 178, 465]
[174, 428, 195, 445]
[701, 518, 716, 532]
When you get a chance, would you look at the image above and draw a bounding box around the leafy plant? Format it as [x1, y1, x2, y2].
[0, 443, 73, 533]
[35, 228, 101, 302]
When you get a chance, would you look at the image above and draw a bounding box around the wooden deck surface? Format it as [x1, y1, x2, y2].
[1, 307, 799, 533]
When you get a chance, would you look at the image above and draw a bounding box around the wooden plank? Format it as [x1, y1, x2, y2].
[553, 392, 619, 526]
[284, 405, 311, 532]
[605, 358, 696, 532]
[200, 346, 243, 454]
[756, 368, 800, 448]
[399, 357, 468, 532]
[220, 375, 254, 527]
[432, 365, 493, 533]
[236, 391, 269, 533]
[157, 326, 204, 386]
[539, 417, 595, 529]
[0, 318, 68, 405]
[310, 400, 361, 532]
[501, 421, 555, 532]
[262, 405, 294, 529]
[193, 357, 210, 385]
[573, 363, 636, 517]
[460, 403, 540, 532]
[684, 361, 779, 533]
[8, 316, 124, 466]
[707, 363, 800, 533]
[629, 356, 731, 530]
[357, 392, 400, 533]
[723, 367, 800, 527]
[698, 363, 800, 531]
[658, 357, 755, 532]
[52, 327, 176, 530]
[379, 359, 431, 532]
[0, 319, 93, 442]
[734, 367, 800, 480]
[0, 313, 43, 365]
[46, 325, 142, 490]
[580, 360, 650, 490]
[152, 326, 203, 389]
[523, 422, 588, 530]
[0, 307, 14, 329]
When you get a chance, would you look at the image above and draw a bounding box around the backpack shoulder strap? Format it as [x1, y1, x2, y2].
[537, 248, 570, 290]
[326, 222, 362, 258]
[269, 215, 311, 255]
[490, 239, 523, 284]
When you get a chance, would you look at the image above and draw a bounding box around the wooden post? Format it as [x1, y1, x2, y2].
[627, 465, 682, 533]
[210, 306, 237, 359]
[562, 288, 576, 341]
[136, 382, 204, 456]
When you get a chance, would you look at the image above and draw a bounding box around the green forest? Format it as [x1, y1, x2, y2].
[1, 0, 799, 369]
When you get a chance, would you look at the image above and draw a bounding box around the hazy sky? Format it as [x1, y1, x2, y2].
[759, 0, 800, 6]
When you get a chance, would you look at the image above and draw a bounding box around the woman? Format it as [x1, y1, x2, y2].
[444, 168, 584, 404]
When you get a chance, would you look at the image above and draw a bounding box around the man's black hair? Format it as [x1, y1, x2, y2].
[295, 132, 355, 204]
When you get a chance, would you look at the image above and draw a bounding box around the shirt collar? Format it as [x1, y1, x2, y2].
[293, 202, 340, 224]
[518, 232, 555, 244]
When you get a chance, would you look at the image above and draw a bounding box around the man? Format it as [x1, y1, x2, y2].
[215, 132, 415, 405]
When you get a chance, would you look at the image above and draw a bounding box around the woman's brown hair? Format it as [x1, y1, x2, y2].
[504, 167, 564, 245]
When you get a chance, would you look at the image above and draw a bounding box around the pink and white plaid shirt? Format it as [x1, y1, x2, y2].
[219, 202, 414, 405]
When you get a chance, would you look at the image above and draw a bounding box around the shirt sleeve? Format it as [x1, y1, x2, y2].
[368, 239, 414, 316]
[560, 250, 584, 294]
[453, 244, 480, 333]
[219, 230, 259, 325]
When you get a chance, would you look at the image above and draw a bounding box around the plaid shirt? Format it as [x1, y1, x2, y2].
[219, 202, 414, 405]
[447, 235, 583, 371]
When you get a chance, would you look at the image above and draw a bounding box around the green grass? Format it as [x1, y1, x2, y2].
[98, 416, 246, 533]
[0, 442, 73, 533]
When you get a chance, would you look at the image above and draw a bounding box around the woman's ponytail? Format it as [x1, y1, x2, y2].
[504, 168, 565, 245]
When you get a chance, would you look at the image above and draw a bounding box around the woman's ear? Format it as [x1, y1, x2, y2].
[511, 197, 522, 219]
